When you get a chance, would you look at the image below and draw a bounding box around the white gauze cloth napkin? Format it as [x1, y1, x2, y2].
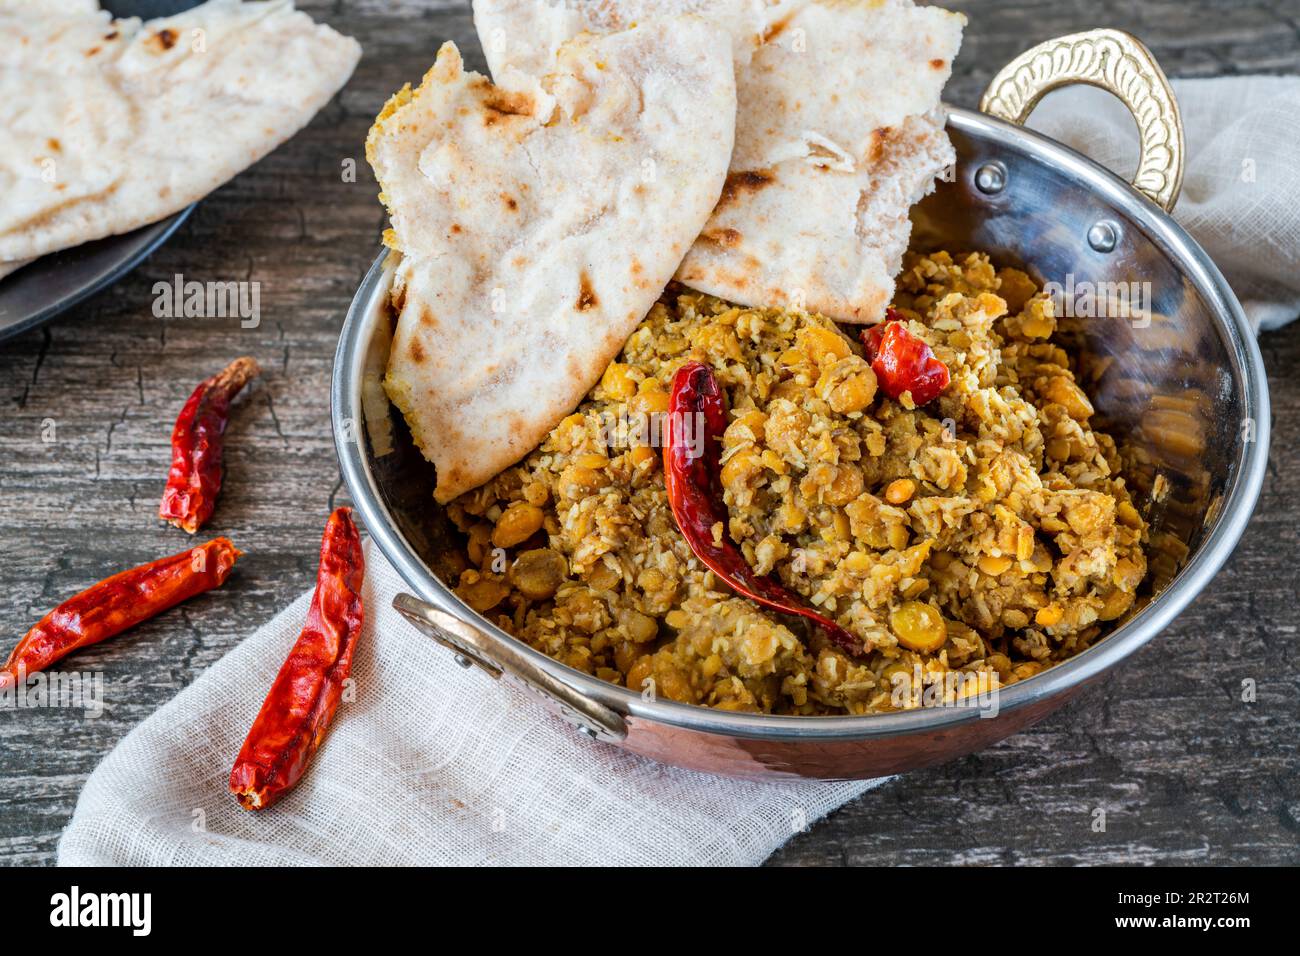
[58, 540, 881, 866]
[58, 74, 1300, 868]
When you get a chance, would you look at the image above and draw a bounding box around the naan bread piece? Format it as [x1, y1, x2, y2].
[370, 23, 735, 502]
[680, 0, 963, 323]
[473, 0, 964, 323]
[474, 0, 772, 74]
[5, 0, 99, 16]
[0, 0, 360, 262]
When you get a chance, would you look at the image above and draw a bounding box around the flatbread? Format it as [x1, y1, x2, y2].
[0, 0, 361, 262]
[472, 0, 964, 323]
[369, 21, 735, 502]
[473, 0, 774, 73]
[681, 0, 963, 323]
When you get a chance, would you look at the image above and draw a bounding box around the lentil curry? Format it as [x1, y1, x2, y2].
[434, 251, 1149, 715]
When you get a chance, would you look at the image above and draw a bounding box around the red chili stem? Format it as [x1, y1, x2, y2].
[230, 508, 365, 811]
[663, 362, 864, 657]
[0, 538, 242, 689]
[159, 356, 261, 534]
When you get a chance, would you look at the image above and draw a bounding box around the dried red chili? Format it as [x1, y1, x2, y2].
[861, 309, 950, 405]
[159, 356, 261, 533]
[230, 507, 365, 811]
[664, 362, 864, 656]
[0, 538, 242, 689]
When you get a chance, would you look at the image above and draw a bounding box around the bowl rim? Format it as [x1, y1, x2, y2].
[333, 105, 1270, 743]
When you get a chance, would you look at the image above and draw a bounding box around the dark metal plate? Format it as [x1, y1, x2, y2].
[0, 207, 195, 343]
[0, 0, 201, 343]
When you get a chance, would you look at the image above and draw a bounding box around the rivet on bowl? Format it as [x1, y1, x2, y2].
[1088, 220, 1120, 253]
[974, 161, 1007, 194]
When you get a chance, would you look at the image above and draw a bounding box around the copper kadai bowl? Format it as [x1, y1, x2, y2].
[332, 31, 1269, 780]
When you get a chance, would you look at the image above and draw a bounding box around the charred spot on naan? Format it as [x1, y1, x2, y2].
[866, 126, 899, 165]
[481, 87, 538, 126]
[761, 13, 795, 44]
[716, 169, 775, 209]
[629, 257, 652, 290]
[146, 28, 179, 53]
[6, 180, 120, 235]
[576, 272, 599, 312]
[700, 228, 743, 248]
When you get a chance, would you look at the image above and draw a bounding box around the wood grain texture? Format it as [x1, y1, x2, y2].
[1, 0, 1297, 867]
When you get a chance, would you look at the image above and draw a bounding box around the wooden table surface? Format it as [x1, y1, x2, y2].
[2, 0, 1297, 867]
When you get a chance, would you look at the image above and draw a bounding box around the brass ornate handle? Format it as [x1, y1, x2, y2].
[393, 593, 629, 742]
[980, 29, 1185, 212]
